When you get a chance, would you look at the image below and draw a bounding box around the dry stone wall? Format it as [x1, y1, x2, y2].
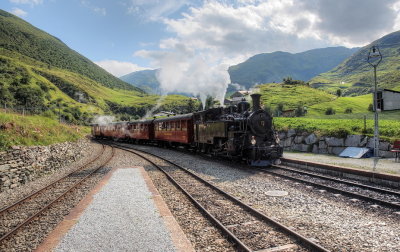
[278, 130, 395, 158]
[0, 138, 91, 192]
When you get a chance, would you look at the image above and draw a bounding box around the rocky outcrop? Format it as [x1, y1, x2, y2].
[0, 138, 90, 192]
[279, 131, 394, 158]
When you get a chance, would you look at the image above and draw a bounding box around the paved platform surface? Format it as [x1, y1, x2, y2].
[284, 151, 400, 175]
[36, 167, 194, 252]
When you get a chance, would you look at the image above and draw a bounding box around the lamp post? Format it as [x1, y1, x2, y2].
[367, 45, 382, 158]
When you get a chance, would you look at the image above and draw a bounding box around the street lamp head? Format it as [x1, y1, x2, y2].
[367, 45, 382, 67]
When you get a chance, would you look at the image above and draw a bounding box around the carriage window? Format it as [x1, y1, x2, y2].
[176, 121, 181, 130]
[171, 122, 175, 130]
[182, 120, 187, 131]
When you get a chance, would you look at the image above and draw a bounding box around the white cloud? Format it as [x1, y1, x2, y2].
[9, 0, 43, 5]
[95, 60, 148, 77]
[11, 7, 27, 17]
[159, 0, 400, 57]
[93, 7, 106, 16]
[135, 0, 400, 102]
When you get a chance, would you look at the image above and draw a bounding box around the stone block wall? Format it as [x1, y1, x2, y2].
[0, 138, 91, 192]
[279, 130, 395, 158]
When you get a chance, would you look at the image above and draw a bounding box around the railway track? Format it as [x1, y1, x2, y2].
[261, 165, 400, 210]
[111, 143, 329, 252]
[0, 145, 114, 244]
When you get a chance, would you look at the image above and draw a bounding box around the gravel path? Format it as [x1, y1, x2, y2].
[56, 168, 176, 252]
[131, 144, 400, 252]
[283, 151, 400, 175]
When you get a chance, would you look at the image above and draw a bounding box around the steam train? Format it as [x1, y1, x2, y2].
[92, 94, 283, 166]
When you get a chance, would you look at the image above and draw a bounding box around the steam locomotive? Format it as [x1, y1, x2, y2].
[92, 94, 283, 166]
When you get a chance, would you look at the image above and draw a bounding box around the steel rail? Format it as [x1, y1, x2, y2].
[0, 145, 106, 215]
[112, 143, 330, 252]
[273, 164, 400, 197]
[264, 166, 400, 210]
[0, 146, 114, 243]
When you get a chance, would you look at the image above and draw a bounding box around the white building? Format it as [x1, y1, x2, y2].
[230, 91, 252, 104]
[377, 89, 400, 111]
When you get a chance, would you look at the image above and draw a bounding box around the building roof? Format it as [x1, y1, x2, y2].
[231, 90, 252, 98]
[383, 89, 400, 94]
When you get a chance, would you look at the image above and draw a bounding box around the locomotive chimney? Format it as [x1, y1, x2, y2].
[251, 93, 261, 111]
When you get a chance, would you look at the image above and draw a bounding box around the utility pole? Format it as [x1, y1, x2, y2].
[367, 45, 382, 158]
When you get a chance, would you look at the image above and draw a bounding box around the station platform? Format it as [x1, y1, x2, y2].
[35, 167, 194, 252]
[283, 151, 400, 175]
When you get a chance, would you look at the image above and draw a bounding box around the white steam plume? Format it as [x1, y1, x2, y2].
[92, 115, 115, 125]
[142, 96, 166, 119]
[136, 44, 231, 108]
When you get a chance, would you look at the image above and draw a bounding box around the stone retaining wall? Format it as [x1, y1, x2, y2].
[279, 129, 395, 158]
[0, 138, 91, 192]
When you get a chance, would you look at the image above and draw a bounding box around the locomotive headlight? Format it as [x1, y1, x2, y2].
[251, 136, 256, 145]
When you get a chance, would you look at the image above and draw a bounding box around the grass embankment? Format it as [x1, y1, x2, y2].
[258, 83, 335, 109]
[274, 117, 400, 141]
[0, 112, 90, 150]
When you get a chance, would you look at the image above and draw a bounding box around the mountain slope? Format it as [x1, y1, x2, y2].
[120, 69, 160, 94]
[228, 47, 358, 88]
[0, 9, 141, 92]
[310, 30, 400, 96]
[0, 10, 198, 124]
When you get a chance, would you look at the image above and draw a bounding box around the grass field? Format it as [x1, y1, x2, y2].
[274, 117, 400, 140]
[0, 111, 90, 150]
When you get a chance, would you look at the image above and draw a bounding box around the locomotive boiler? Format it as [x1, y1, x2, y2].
[193, 94, 282, 166]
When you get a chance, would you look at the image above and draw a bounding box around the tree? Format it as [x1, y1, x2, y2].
[344, 107, 353, 114]
[325, 107, 335, 115]
[274, 103, 284, 116]
[205, 96, 214, 110]
[187, 98, 196, 113]
[14, 86, 45, 108]
[295, 103, 305, 117]
[336, 89, 342, 97]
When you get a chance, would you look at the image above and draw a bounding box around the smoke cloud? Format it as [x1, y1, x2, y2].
[136, 43, 231, 108]
[142, 95, 166, 119]
[92, 115, 115, 125]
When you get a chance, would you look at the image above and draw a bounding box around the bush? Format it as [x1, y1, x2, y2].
[325, 107, 335, 115]
[368, 103, 373, 111]
[344, 107, 353, 114]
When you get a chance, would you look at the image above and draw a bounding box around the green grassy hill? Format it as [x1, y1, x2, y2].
[0, 10, 199, 124]
[258, 82, 336, 110]
[259, 81, 399, 118]
[310, 30, 400, 96]
[0, 9, 140, 92]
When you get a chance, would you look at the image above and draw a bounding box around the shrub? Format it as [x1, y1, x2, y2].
[368, 103, 373, 111]
[344, 107, 353, 114]
[325, 107, 335, 115]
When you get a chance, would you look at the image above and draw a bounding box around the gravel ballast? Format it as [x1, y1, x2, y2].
[55, 168, 176, 252]
[130, 144, 400, 252]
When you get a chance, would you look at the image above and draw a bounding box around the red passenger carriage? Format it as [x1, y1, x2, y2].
[153, 114, 194, 144]
[127, 120, 154, 140]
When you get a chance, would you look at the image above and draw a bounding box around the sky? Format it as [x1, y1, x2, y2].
[3, 0, 400, 103]
[2, 0, 400, 76]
